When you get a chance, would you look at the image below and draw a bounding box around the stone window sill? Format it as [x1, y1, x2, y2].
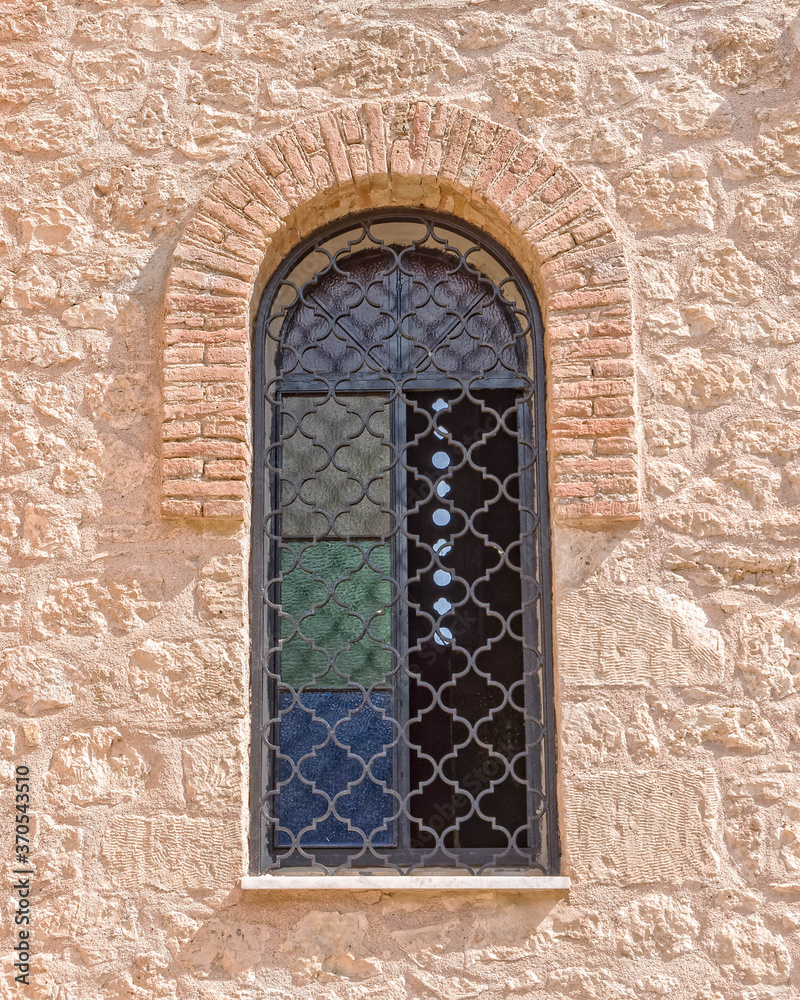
[241, 874, 570, 892]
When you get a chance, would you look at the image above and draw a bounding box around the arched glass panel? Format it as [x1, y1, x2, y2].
[252, 213, 557, 875]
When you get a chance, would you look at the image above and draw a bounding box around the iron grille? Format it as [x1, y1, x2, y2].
[251, 212, 558, 874]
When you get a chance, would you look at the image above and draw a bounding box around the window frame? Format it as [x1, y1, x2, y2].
[250, 209, 559, 876]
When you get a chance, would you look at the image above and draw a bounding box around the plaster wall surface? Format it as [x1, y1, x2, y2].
[1, 1, 800, 998]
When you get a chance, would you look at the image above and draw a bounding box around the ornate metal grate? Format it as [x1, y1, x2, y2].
[251, 212, 558, 874]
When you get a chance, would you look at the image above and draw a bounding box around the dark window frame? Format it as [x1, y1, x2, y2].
[250, 210, 559, 875]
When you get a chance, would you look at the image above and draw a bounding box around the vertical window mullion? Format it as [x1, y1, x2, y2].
[391, 265, 411, 851]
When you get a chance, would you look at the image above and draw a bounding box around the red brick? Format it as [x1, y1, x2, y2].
[205, 460, 247, 480]
[390, 138, 410, 176]
[237, 161, 291, 219]
[163, 421, 201, 440]
[161, 499, 202, 518]
[526, 196, 598, 244]
[319, 111, 352, 184]
[163, 385, 203, 404]
[589, 319, 631, 338]
[552, 379, 633, 400]
[473, 129, 520, 197]
[547, 271, 587, 294]
[540, 241, 626, 277]
[165, 401, 246, 420]
[535, 232, 575, 260]
[337, 105, 363, 144]
[163, 458, 203, 477]
[550, 286, 630, 312]
[596, 476, 638, 495]
[550, 438, 594, 456]
[203, 500, 245, 518]
[205, 346, 247, 365]
[558, 458, 638, 476]
[593, 397, 634, 417]
[165, 346, 204, 365]
[556, 500, 640, 521]
[202, 418, 247, 440]
[203, 382, 247, 403]
[163, 440, 247, 460]
[539, 169, 578, 205]
[410, 101, 431, 164]
[185, 217, 225, 244]
[422, 139, 442, 178]
[166, 292, 246, 316]
[216, 176, 250, 210]
[218, 234, 264, 265]
[363, 102, 388, 177]
[242, 201, 281, 237]
[201, 197, 265, 242]
[573, 217, 613, 244]
[308, 153, 334, 188]
[593, 360, 634, 378]
[348, 142, 369, 183]
[588, 417, 636, 436]
[254, 143, 286, 177]
[550, 338, 632, 361]
[550, 400, 593, 419]
[164, 365, 239, 384]
[596, 437, 637, 455]
[548, 321, 590, 341]
[166, 328, 247, 346]
[552, 482, 595, 498]
[173, 245, 256, 283]
[164, 480, 247, 500]
[273, 130, 314, 190]
[440, 108, 473, 180]
[428, 103, 449, 140]
[293, 119, 323, 154]
[502, 159, 557, 213]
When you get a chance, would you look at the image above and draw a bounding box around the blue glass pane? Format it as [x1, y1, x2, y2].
[276, 691, 395, 847]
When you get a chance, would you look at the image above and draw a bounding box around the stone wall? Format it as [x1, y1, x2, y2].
[1, 1, 799, 998]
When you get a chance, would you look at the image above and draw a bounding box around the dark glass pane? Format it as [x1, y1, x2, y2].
[280, 541, 392, 689]
[403, 250, 524, 375]
[281, 395, 391, 538]
[279, 250, 395, 375]
[276, 690, 395, 847]
[405, 389, 527, 850]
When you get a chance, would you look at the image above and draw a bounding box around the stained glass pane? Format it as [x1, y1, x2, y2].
[276, 690, 395, 847]
[280, 541, 392, 688]
[281, 395, 390, 538]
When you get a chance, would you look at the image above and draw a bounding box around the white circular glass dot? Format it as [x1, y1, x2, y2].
[434, 626, 454, 646]
[432, 451, 450, 469]
[433, 597, 452, 616]
[433, 570, 451, 587]
[436, 481, 451, 498]
[432, 509, 451, 526]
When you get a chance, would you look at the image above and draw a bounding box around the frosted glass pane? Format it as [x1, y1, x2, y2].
[281, 395, 390, 538]
[280, 542, 392, 689]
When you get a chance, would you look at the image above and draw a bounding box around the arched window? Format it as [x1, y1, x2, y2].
[251, 212, 558, 875]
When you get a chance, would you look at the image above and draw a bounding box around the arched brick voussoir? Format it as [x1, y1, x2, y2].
[161, 100, 641, 526]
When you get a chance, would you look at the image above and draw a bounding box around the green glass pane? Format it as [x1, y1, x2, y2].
[280, 541, 392, 688]
[281, 395, 390, 538]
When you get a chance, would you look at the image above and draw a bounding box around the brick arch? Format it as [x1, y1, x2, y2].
[161, 101, 640, 524]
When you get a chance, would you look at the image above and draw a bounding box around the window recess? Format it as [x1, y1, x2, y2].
[252, 212, 558, 876]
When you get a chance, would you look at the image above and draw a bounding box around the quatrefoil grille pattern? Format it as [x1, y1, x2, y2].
[252, 213, 558, 874]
